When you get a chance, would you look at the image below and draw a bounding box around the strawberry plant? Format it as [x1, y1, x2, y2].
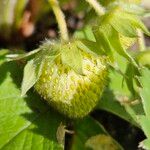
[0, 0, 150, 149]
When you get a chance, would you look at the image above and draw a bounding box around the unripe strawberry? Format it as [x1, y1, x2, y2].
[35, 42, 108, 118]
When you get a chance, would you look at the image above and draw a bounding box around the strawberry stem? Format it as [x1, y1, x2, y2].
[137, 29, 146, 51]
[85, 0, 105, 16]
[48, 0, 69, 41]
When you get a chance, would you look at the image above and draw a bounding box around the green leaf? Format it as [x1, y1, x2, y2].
[97, 89, 138, 126]
[97, 52, 143, 126]
[139, 139, 150, 150]
[139, 68, 150, 116]
[117, 2, 147, 16]
[0, 50, 9, 65]
[74, 26, 95, 42]
[93, 26, 114, 57]
[61, 42, 83, 74]
[119, 12, 150, 36]
[93, 24, 137, 67]
[0, 59, 64, 150]
[109, 29, 137, 67]
[136, 49, 150, 67]
[138, 115, 150, 139]
[76, 40, 103, 56]
[134, 68, 150, 150]
[71, 116, 123, 150]
[21, 58, 44, 96]
[110, 16, 137, 37]
[124, 104, 139, 124]
[125, 64, 136, 95]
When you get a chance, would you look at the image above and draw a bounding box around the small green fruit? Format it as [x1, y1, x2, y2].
[35, 42, 108, 118]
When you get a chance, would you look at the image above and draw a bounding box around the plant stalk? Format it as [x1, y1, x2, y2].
[48, 0, 69, 41]
[137, 29, 146, 51]
[85, 0, 105, 16]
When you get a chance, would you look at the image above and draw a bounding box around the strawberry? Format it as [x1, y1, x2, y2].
[35, 41, 108, 118]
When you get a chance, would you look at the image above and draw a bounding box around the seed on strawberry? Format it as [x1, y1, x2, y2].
[35, 42, 108, 118]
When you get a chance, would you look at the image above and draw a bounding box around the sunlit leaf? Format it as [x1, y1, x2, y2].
[0, 57, 64, 150]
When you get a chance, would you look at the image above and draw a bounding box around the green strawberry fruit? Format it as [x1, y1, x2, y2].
[35, 41, 108, 118]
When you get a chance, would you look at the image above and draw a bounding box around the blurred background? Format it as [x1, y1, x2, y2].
[0, 0, 149, 51]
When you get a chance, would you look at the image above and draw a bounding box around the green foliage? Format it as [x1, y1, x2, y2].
[0, 0, 150, 149]
[123, 68, 150, 149]
[71, 117, 123, 150]
[0, 52, 64, 150]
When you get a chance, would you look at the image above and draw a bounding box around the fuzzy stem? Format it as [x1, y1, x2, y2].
[85, 0, 105, 16]
[137, 29, 146, 51]
[48, 0, 69, 41]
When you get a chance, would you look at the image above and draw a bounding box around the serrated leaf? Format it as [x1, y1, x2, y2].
[139, 68, 150, 116]
[21, 58, 44, 96]
[71, 116, 123, 150]
[97, 52, 143, 126]
[0, 58, 64, 150]
[61, 43, 83, 74]
[135, 68, 150, 150]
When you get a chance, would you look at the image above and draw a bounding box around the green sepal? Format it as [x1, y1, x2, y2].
[76, 39, 104, 56]
[21, 57, 44, 96]
[92, 26, 114, 57]
[6, 48, 41, 61]
[21, 40, 60, 96]
[60, 42, 83, 74]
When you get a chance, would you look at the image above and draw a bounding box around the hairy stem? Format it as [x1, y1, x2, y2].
[137, 29, 146, 51]
[48, 0, 69, 41]
[85, 0, 105, 16]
